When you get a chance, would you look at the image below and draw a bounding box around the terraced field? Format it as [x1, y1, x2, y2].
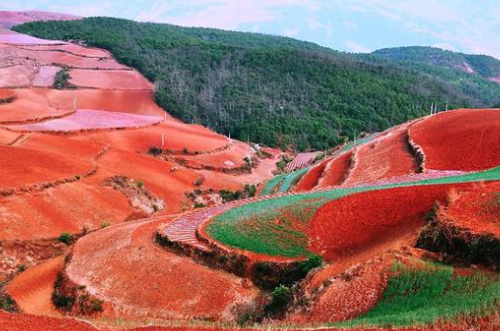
[206, 167, 500, 258]
[152, 108, 500, 329]
[9, 109, 162, 132]
[2, 11, 500, 331]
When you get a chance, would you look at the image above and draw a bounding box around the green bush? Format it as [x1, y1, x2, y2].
[265, 285, 291, 315]
[148, 146, 163, 156]
[53, 67, 72, 90]
[58, 233, 74, 245]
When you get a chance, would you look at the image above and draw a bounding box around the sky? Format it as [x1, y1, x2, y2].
[2, 0, 500, 59]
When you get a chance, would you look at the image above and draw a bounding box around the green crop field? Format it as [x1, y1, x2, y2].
[260, 167, 310, 196]
[338, 260, 500, 327]
[207, 166, 500, 258]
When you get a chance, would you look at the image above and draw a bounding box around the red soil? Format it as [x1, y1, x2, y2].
[0, 88, 16, 101]
[0, 177, 132, 240]
[344, 124, 418, 185]
[74, 121, 230, 154]
[32, 66, 60, 87]
[177, 141, 253, 169]
[200, 150, 284, 191]
[9, 109, 161, 133]
[308, 183, 473, 262]
[19, 44, 112, 59]
[410, 109, 500, 171]
[0, 312, 98, 331]
[0, 10, 80, 29]
[293, 256, 392, 324]
[43, 89, 168, 117]
[444, 182, 500, 237]
[69, 69, 153, 90]
[7, 255, 65, 317]
[316, 150, 353, 189]
[0, 33, 65, 45]
[15, 47, 127, 69]
[0, 144, 95, 190]
[0, 135, 136, 240]
[0, 64, 35, 87]
[0, 89, 71, 124]
[295, 157, 330, 192]
[93, 148, 201, 214]
[0, 127, 21, 145]
[66, 216, 259, 321]
[0, 27, 287, 328]
[0, 310, 497, 331]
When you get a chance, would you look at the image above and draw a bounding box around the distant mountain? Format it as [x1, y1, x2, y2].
[372, 46, 500, 82]
[0, 10, 80, 29]
[13, 17, 500, 150]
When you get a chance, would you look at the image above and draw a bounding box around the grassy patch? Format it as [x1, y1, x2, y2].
[339, 260, 500, 327]
[261, 174, 287, 196]
[261, 167, 310, 196]
[208, 166, 500, 258]
[208, 201, 320, 257]
[278, 167, 309, 193]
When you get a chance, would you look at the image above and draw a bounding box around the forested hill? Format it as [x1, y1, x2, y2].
[14, 18, 500, 150]
[373, 46, 500, 78]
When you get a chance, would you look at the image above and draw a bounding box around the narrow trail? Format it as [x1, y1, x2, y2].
[7, 255, 65, 317]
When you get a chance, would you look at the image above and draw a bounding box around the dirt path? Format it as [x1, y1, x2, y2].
[7, 255, 65, 317]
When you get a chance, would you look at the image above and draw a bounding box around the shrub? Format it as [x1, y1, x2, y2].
[100, 221, 110, 228]
[276, 160, 286, 173]
[58, 232, 74, 245]
[265, 284, 291, 315]
[194, 202, 205, 208]
[244, 184, 256, 198]
[136, 180, 144, 188]
[53, 67, 73, 90]
[148, 146, 163, 156]
[220, 189, 242, 203]
[243, 156, 253, 166]
[0, 295, 17, 312]
[194, 177, 205, 186]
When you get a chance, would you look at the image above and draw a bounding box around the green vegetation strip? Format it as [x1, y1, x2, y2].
[207, 166, 500, 258]
[261, 167, 310, 196]
[261, 174, 287, 196]
[338, 133, 378, 154]
[339, 260, 500, 327]
[278, 167, 310, 193]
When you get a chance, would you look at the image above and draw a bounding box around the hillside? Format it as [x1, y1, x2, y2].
[14, 18, 500, 150]
[373, 46, 500, 78]
[0, 10, 80, 29]
[2, 13, 500, 330]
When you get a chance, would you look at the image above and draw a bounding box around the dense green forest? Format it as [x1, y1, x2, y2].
[15, 18, 500, 150]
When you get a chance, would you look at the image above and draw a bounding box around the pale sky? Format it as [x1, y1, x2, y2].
[2, 0, 500, 59]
